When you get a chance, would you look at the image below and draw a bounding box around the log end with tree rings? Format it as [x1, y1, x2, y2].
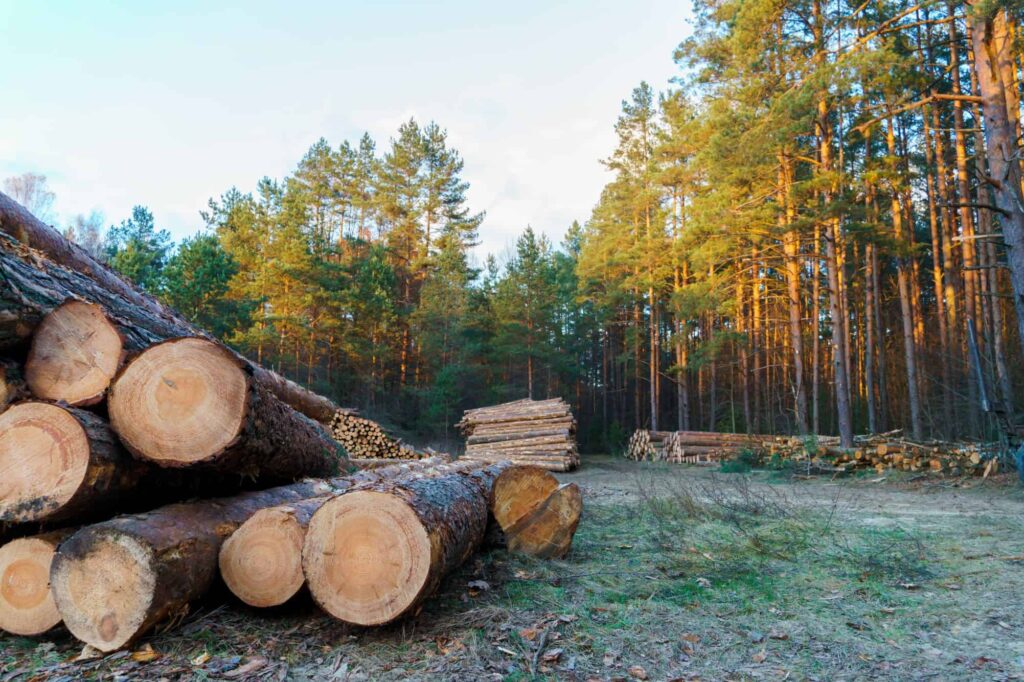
[0, 403, 92, 523]
[25, 300, 124, 406]
[109, 337, 248, 466]
[303, 491, 431, 626]
[219, 506, 307, 607]
[491, 465, 559, 530]
[0, 532, 68, 635]
[50, 530, 156, 652]
[505, 482, 582, 560]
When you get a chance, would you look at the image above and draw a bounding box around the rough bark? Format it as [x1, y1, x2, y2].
[108, 338, 346, 480]
[218, 458, 453, 607]
[0, 529, 73, 635]
[50, 462, 447, 651]
[0, 197, 340, 423]
[303, 462, 509, 626]
[0, 402, 150, 524]
[968, 3, 1024, 358]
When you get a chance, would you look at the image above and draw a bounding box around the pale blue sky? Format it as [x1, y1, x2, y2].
[0, 1, 691, 260]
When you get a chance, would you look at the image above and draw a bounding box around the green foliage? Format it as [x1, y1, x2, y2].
[105, 205, 172, 292]
[161, 234, 249, 339]
[719, 448, 760, 473]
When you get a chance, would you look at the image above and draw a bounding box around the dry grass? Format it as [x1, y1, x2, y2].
[2, 456, 1024, 680]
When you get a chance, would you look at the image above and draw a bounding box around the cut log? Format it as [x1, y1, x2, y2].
[108, 337, 346, 479]
[0, 201, 339, 423]
[51, 459, 453, 650]
[51, 478, 341, 651]
[0, 402, 149, 524]
[218, 499, 321, 608]
[218, 458, 451, 607]
[490, 465, 559, 530]
[25, 300, 124, 406]
[490, 466, 582, 559]
[0, 529, 72, 635]
[504, 483, 582, 559]
[303, 462, 508, 626]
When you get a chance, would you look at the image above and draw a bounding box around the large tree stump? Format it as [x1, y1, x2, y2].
[108, 337, 346, 479]
[0, 402, 149, 524]
[0, 529, 73, 635]
[302, 462, 507, 626]
[0, 206, 340, 423]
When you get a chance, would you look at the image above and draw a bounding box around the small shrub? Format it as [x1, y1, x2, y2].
[720, 448, 759, 473]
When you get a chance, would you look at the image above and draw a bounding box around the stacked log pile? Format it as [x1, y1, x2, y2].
[627, 430, 764, 464]
[0, 193, 584, 648]
[457, 398, 579, 471]
[627, 428, 1002, 475]
[329, 409, 427, 460]
[765, 433, 1004, 476]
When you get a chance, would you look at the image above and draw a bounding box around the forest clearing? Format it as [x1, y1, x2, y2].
[2, 458, 1023, 680]
[5, 0, 1024, 680]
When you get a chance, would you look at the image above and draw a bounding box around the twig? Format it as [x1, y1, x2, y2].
[530, 627, 551, 675]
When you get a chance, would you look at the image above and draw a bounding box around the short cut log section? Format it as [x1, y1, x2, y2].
[0, 530, 72, 635]
[108, 337, 345, 479]
[490, 465, 582, 559]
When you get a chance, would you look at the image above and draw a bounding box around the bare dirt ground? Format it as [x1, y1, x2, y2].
[2, 455, 1024, 681]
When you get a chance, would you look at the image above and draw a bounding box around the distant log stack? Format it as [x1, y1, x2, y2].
[457, 398, 579, 472]
[626, 428, 1003, 475]
[329, 410, 427, 460]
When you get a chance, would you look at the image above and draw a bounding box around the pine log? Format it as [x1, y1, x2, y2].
[108, 338, 346, 479]
[218, 458, 448, 607]
[466, 428, 571, 445]
[302, 462, 509, 626]
[50, 476, 357, 651]
[0, 204, 339, 422]
[0, 529, 73, 635]
[25, 300, 126, 406]
[463, 453, 575, 470]
[0, 402, 150, 524]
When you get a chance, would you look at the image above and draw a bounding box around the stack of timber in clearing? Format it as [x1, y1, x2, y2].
[626, 428, 1003, 476]
[328, 409, 427, 460]
[457, 398, 579, 471]
[764, 432, 1004, 476]
[626, 429, 764, 464]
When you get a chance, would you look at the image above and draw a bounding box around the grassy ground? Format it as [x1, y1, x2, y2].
[3, 455, 1024, 680]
